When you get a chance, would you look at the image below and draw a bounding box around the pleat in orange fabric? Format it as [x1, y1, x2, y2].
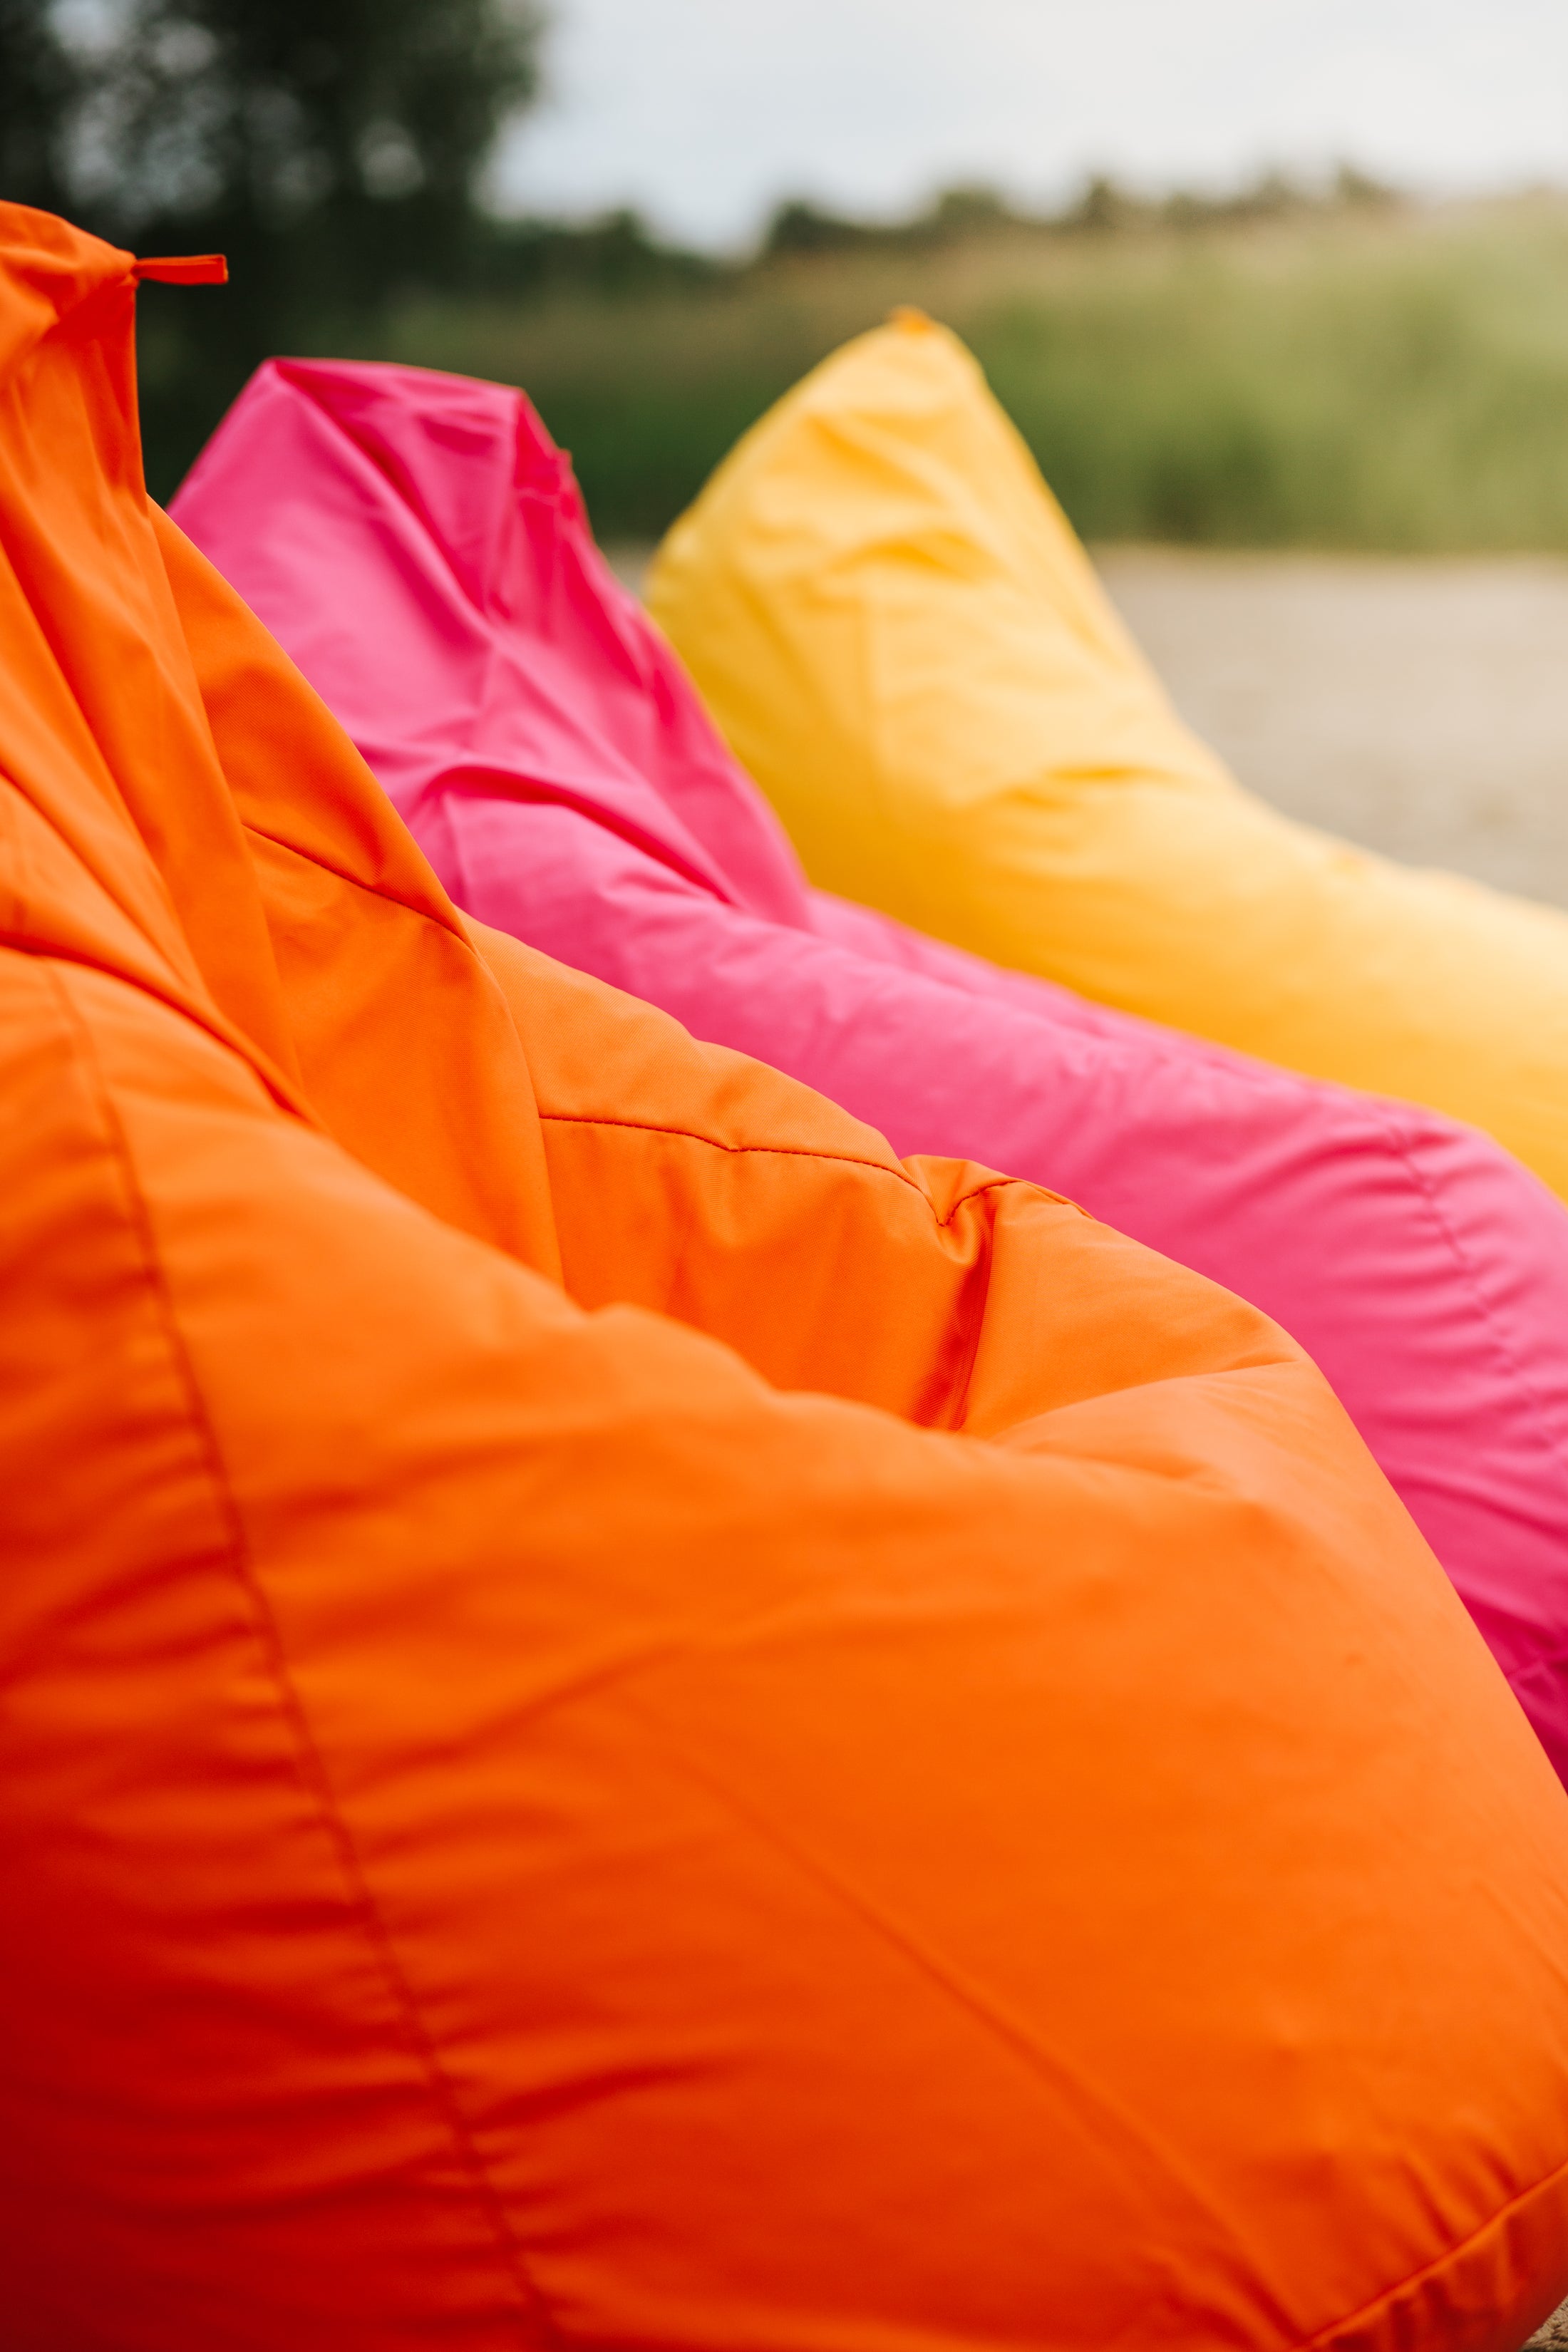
[4, 202, 1568, 2352]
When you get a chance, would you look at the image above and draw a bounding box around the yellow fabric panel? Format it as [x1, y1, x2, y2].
[648, 311, 1568, 1200]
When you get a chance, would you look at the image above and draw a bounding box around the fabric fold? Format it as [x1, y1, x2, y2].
[6, 205, 1568, 2351]
[175, 351, 1568, 1784]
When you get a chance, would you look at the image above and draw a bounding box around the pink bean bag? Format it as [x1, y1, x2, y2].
[174, 359, 1568, 1781]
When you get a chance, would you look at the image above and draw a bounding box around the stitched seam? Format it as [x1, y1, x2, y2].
[1301, 2137, 1568, 2347]
[240, 827, 1036, 1234]
[43, 959, 559, 2347]
[0, 927, 309, 1120]
[936, 1172, 1021, 1228]
[542, 1108, 1027, 1229]
[243, 817, 474, 940]
[542, 1105, 919, 1188]
[239, 819, 552, 1073]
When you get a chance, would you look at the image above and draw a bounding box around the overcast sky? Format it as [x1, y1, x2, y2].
[491, 0, 1568, 246]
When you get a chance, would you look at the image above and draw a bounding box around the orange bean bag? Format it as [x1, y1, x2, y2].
[5, 204, 1568, 2352]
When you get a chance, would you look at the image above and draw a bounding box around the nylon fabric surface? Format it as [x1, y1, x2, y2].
[646, 310, 1568, 1205]
[9, 204, 1568, 2349]
[173, 356, 1568, 1784]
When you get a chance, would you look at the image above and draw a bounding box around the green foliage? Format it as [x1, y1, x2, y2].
[1, 0, 545, 490]
[349, 200, 1568, 552]
[78, 0, 542, 265]
[2, 21, 1557, 557]
[106, 0, 544, 490]
[755, 167, 1397, 262]
[471, 207, 725, 302]
[973, 214, 1568, 549]
[0, 0, 78, 211]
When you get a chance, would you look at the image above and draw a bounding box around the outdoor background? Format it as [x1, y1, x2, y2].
[6, 0, 1568, 911]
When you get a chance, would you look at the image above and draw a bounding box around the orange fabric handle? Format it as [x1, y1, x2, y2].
[132, 254, 228, 285]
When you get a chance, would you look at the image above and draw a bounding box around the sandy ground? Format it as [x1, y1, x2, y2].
[614, 544, 1568, 912]
[1096, 548, 1568, 912]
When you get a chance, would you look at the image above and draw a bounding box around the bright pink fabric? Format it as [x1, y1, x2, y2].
[173, 358, 1568, 1780]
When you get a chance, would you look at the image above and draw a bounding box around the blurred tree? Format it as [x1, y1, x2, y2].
[18, 0, 547, 494]
[761, 198, 879, 260]
[1334, 162, 1398, 211]
[475, 205, 724, 301]
[1063, 174, 1143, 234]
[75, 0, 545, 302]
[924, 184, 1016, 239]
[0, 0, 79, 212]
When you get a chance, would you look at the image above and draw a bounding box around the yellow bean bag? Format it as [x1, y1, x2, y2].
[648, 310, 1568, 1201]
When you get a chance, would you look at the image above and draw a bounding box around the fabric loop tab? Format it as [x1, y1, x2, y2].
[132, 254, 228, 285]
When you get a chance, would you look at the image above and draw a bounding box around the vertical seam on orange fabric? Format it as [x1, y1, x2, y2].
[40, 956, 563, 2349]
[238, 819, 458, 928]
[232, 838, 1047, 1229]
[0, 922, 314, 1124]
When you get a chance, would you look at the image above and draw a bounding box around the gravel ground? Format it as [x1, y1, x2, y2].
[1096, 547, 1568, 911]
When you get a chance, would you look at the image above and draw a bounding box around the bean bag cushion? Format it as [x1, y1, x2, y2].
[644, 309, 1568, 1202]
[175, 356, 1568, 1785]
[1, 211, 1567, 2352]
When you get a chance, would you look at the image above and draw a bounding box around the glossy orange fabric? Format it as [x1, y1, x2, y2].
[5, 204, 1568, 2351]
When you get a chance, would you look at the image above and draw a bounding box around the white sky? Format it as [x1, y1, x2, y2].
[491, 0, 1568, 247]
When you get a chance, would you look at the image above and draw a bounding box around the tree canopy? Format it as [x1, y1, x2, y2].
[0, 0, 546, 489]
[5, 0, 543, 286]
[0, 0, 79, 213]
[75, 0, 542, 296]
